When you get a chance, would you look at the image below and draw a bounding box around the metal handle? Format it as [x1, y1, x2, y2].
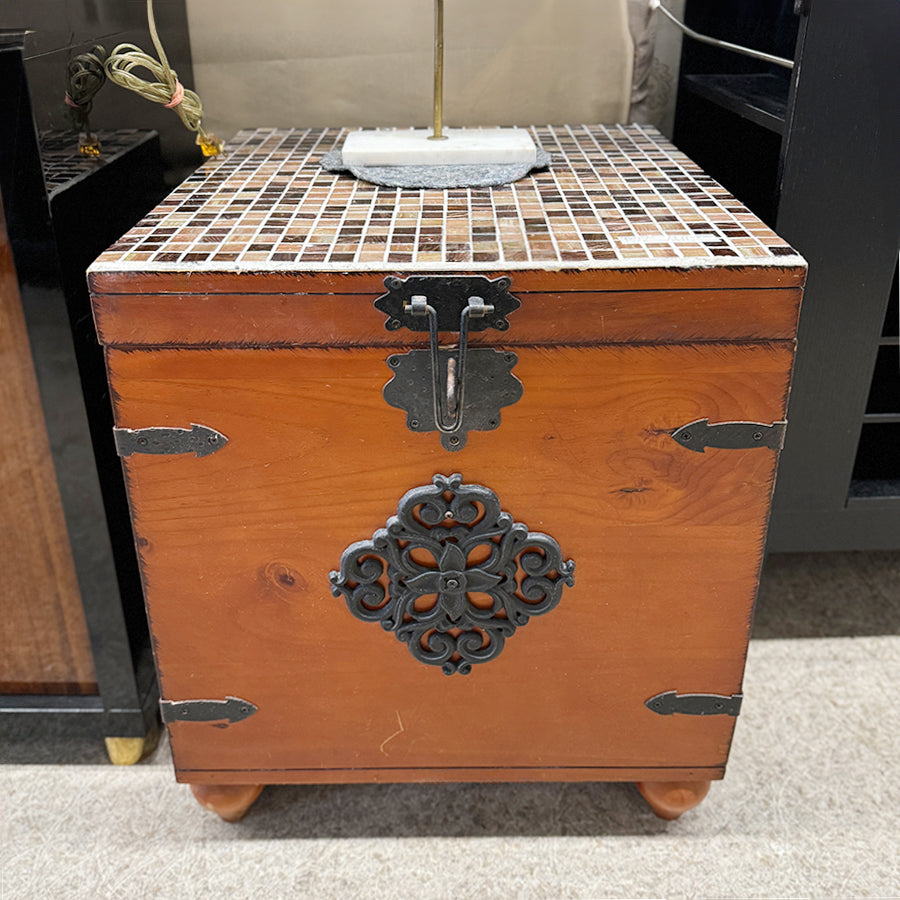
[404, 294, 494, 434]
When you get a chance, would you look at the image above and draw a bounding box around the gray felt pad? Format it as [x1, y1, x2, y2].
[320, 148, 552, 189]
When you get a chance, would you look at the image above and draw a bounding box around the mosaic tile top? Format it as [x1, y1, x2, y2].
[40, 129, 156, 197]
[91, 125, 802, 273]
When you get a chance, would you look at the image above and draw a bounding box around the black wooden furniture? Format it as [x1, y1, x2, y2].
[0, 30, 168, 760]
[672, 0, 900, 551]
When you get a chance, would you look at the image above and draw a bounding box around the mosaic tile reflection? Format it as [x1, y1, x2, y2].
[93, 125, 798, 272]
[40, 129, 156, 197]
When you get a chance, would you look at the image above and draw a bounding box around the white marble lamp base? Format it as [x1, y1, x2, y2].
[341, 128, 537, 167]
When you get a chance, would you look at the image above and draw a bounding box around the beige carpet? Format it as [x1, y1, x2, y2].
[2, 553, 899, 900]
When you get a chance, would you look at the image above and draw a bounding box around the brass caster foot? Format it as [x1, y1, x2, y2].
[104, 726, 161, 766]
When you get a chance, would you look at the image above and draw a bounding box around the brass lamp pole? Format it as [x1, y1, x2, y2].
[429, 0, 448, 140]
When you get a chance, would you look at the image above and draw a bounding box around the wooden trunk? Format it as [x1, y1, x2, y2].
[88, 126, 804, 817]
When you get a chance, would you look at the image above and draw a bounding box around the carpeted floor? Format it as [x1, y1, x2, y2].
[2, 551, 899, 900]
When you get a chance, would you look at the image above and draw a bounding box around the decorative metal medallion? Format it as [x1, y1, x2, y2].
[329, 474, 575, 675]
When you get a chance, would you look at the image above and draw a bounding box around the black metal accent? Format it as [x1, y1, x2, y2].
[670, 419, 786, 453]
[645, 691, 743, 717]
[384, 349, 523, 450]
[376, 277, 523, 448]
[114, 424, 228, 458]
[329, 474, 575, 675]
[160, 696, 258, 725]
[375, 275, 520, 333]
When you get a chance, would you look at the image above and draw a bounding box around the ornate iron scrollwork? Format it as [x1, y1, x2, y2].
[329, 474, 575, 675]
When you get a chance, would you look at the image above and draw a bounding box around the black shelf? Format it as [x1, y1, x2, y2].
[682, 73, 789, 134]
[851, 422, 900, 480]
[862, 414, 900, 424]
[863, 346, 900, 415]
[847, 479, 900, 504]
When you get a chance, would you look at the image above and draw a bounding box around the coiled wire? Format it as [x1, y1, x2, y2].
[105, 0, 222, 155]
[65, 45, 107, 137]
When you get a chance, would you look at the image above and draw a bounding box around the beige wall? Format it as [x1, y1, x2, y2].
[627, 0, 684, 137]
[185, 0, 634, 141]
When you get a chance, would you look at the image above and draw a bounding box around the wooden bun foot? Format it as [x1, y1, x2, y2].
[636, 780, 712, 820]
[189, 783, 264, 822]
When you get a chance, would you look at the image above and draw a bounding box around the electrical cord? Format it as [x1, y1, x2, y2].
[65, 45, 107, 156]
[649, 0, 794, 70]
[105, 0, 223, 156]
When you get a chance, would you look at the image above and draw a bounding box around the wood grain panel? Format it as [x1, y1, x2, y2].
[92, 287, 802, 348]
[107, 341, 792, 778]
[0, 198, 96, 694]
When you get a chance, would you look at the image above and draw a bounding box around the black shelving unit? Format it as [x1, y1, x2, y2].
[0, 30, 169, 755]
[672, 0, 900, 551]
[849, 264, 900, 503]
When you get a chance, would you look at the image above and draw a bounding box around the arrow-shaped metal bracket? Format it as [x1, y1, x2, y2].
[645, 691, 743, 717]
[114, 423, 228, 458]
[669, 419, 786, 453]
[160, 696, 258, 725]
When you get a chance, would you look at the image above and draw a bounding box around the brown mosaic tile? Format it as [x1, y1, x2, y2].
[91, 125, 801, 274]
